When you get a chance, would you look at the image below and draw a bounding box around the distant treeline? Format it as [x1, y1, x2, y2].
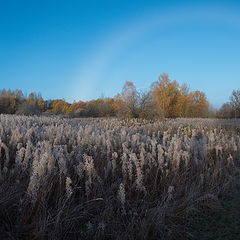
[0, 73, 239, 118]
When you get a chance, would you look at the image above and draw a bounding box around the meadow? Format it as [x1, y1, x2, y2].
[0, 114, 239, 239]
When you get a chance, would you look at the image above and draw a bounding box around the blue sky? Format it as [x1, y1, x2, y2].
[0, 0, 240, 108]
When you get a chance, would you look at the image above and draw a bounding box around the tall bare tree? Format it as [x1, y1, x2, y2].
[115, 81, 140, 118]
[230, 90, 240, 118]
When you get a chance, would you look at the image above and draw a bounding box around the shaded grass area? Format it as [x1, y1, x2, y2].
[187, 191, 240, 240]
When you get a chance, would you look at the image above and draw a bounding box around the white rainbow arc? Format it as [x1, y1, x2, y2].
[71, 5, 240, 102]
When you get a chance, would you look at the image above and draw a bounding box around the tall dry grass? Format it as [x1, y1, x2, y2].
[0, 115, 239, 239]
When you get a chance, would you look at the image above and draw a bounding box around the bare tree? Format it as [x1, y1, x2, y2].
[138, 90, 156, 118]
[116, 81, 140, 118]
[217, 103, 233, 118]
[230, 90, 240, 118]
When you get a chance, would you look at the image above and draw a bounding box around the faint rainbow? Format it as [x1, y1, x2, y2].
[71, 5, 240, 101]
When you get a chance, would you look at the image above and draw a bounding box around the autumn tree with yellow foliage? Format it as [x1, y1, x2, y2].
[49, 99, 71, 114]
[151, 73, 209, 118]
[151, 73, 181, 117]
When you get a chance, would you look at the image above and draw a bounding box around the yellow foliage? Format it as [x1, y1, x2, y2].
[152, 73, 209, 118]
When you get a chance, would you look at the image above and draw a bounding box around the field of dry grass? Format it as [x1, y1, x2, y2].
[0, 115, 239, 239]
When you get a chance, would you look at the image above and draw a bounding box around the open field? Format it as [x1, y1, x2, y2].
[0, 115, 240, 239]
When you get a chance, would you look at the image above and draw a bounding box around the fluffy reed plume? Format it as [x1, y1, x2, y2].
[118, 182, 126, 213]
[0, 138, 10, 172]
[65, 176, 73, 198]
